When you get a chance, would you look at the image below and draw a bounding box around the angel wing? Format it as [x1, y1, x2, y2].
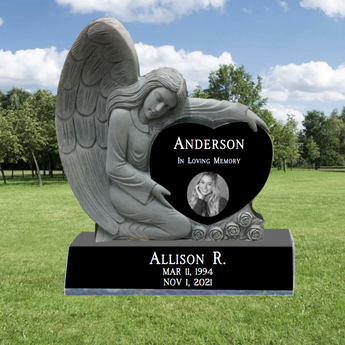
[55, 17, 140, 235]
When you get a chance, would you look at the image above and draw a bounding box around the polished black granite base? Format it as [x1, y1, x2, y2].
[65, 229, 294, 296]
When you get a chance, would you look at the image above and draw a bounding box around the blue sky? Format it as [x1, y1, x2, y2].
[1, 0, 345, 127]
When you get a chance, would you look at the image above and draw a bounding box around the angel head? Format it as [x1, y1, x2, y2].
[189, 172, 223, 217]
[107, 67, 187, 124]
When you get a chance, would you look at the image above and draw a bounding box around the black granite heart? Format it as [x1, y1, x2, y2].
[150, 122, 272, 225]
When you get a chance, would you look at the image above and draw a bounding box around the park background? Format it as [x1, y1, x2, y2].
[1, 0, 344, 344]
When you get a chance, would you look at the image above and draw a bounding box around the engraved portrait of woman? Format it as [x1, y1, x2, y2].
[188, 172, 228, 217]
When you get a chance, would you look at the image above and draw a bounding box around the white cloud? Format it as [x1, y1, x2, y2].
[0, 44, 233, 93]
[262, 61, 345, 102]
[277, 1, 289, 11]
[0, 47, 68, 92]
[55, 0, 226, 24]
[265, 103, 304, 129]
[0, 17, 4, 26]
[300, 0, 345, 18]
[242, 8, 251, 13]
[135, 43, 234, 90]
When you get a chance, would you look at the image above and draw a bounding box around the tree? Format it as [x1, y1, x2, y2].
[0, 112, 22, 183]
[284, 115, 300, 170]
[189, 85, 209, 99]
[5, 97, 47, 186]
[190, 64, 290, 169]
[0, 91, 5, 110]
[330, 108, 345, 159]
[0, 114, 12, 183]
[340, 106, 345, 123]
[304, 136, 320, 169]
[0, 88, 60, 185]
[190, 63, 278, 127]
[271, 115, 300, 172]
[191, 64, 267, 113]
[0, 87, 31, 110]
[302, 110, 343, 168]
[258, 108, 279, 133]
[30, 90, 58, 177]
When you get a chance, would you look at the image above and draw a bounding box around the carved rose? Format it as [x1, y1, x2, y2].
[209, 227, 223, 241]
[238, 212, 252, 227]
[192, 226, 206, 241]
[225, 222, 240, 240]
[247, 226, 263, 241]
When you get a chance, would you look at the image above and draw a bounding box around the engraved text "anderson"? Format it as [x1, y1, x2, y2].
[173, 137, 244, 150]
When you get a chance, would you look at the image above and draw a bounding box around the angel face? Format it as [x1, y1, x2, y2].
[139, 87, 177, 123]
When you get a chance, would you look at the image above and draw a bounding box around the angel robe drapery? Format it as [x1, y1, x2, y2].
[106, 108, 191, 240]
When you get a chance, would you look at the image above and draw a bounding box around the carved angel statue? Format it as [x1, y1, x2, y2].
[55, 17, 268, 242]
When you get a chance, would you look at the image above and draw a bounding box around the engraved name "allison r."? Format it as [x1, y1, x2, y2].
[173, 137, 244, 150]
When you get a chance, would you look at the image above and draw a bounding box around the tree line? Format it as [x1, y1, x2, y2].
[1, 64, 345, 185]
[0, 88, 59, 185]
[190, 64, 345, 171]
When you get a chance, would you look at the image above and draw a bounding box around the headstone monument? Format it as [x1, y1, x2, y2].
[56, 17, 294, 295]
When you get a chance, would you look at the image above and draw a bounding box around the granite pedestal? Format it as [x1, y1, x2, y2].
[65, 229, 294, 296]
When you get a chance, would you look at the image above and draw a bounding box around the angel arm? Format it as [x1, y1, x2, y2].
[106, 110, 156, 205]
[179, 98, 269, 133]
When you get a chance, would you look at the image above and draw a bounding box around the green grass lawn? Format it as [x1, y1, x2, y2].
[0, 169, 344, 344]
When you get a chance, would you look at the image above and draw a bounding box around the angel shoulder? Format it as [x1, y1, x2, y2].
[110, 108, 131, 121]
[109, 108, 133, 132]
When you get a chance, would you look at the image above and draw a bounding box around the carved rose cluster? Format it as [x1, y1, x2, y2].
[192, 226, 206, 241]
[238, 212, 252, 227]
[209, 227, 223, 241]
[247, 225, 263, 241]
[225, 222, 240, 240]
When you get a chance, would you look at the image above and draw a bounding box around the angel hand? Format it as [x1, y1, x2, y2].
[152, 184, 172, 208]
[246, 109, 269, 133]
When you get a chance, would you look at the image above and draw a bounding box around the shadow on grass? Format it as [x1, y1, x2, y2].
[319, 170, 345, 173]
[0, 176, 69, 187]
[319, 167, 345, 173]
